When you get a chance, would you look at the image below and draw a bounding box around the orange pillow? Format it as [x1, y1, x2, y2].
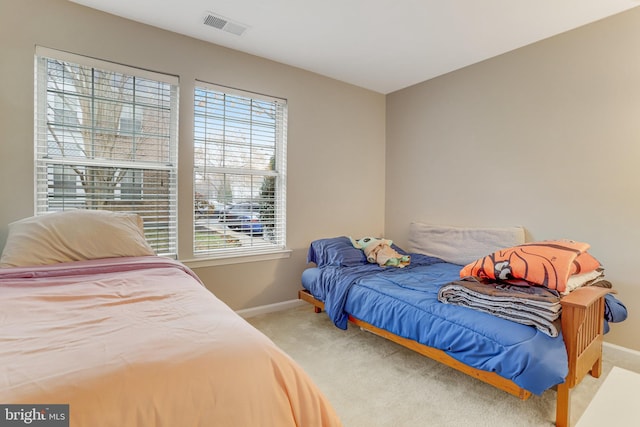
[570, 252, 601, 275]
[460, 240, 600, 293]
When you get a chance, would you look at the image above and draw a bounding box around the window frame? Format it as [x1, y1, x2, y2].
[34, 46, 179, 257]
[191, 81, 288, 261]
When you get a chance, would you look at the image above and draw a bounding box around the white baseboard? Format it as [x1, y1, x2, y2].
[236, 298, 306, 319]
[604, 341, 640, 359]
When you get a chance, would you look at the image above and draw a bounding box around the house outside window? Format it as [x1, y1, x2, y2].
[34, 47, 179, 256]
[193, 81, 287, 258]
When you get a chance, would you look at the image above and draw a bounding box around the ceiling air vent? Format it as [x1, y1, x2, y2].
[203, 12, 248, 36]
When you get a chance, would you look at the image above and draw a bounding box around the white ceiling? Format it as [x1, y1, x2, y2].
[70, 0, 640, 94]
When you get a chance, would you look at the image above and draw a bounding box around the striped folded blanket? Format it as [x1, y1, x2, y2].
[438, 277, 562, 337]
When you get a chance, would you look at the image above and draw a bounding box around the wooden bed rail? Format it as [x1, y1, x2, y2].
[297, 289, 531, 400]
[298, 286, 610, 427]
[298, 288, 324, 313]
[349, 314, 532, 400]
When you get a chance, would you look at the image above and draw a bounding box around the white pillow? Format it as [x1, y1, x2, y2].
[0, 210, 155, 268]
[408, 222, 525, 265]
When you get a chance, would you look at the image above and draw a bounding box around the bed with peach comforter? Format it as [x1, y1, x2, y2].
[0, 256, 341, 426]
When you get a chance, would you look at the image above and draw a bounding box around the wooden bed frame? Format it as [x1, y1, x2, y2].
[298, 285, 610, 427]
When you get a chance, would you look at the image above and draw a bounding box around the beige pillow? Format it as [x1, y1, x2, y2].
[408, 222, 525, 265]
[0, 210, 155, 268]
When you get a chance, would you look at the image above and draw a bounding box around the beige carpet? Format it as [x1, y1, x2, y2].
[247, 305, 640, 427]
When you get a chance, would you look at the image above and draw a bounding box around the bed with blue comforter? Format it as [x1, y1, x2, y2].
[299, 236, 625, 427]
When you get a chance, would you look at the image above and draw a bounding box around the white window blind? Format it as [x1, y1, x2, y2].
[34, 47, 179, 256]
[193, 81, 287, 258]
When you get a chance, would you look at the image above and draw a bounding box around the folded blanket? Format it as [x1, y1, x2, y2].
[438, 277, 562, 337]
[460, 240, 601, 293]
[564, 268, 606, 294]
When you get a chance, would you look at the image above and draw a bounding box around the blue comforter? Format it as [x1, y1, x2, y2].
[305, 253, 444, 329]
[301, 257, 569, 395]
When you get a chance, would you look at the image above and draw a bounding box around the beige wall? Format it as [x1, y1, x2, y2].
[386, 8, 640, 350]
[0, 0, 386, 309]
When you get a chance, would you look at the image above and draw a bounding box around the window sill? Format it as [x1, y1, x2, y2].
[181, 249, 292, 268]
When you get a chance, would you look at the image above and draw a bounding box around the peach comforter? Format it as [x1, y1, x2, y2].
[0, 256, 341, 427]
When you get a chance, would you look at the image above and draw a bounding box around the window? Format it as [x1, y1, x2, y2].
[193, 82, 287, 258]
[35, 47, 179, 256]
